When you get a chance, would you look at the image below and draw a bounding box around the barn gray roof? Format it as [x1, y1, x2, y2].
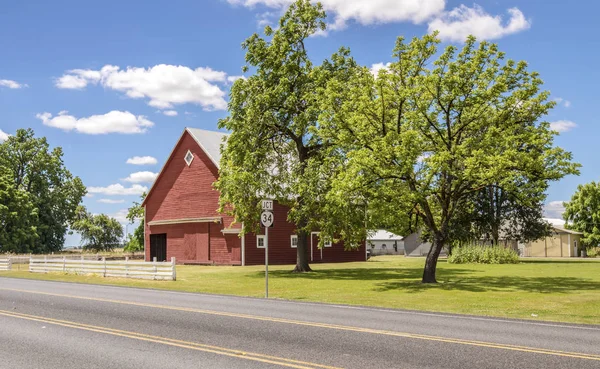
[186, 128, 229, 169]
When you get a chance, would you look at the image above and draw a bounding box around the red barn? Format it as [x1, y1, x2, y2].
[142, 127, 367, 266]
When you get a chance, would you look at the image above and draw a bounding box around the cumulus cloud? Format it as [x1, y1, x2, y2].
[122, 171, 158, 184]
[36, 110, 154, 135]
[126, 156, 158, 165]
[87, 184, 148, 196]
[229, 0, 444, 30]
[550, 120, 577, 133]
[56, 64, 228, 111]
[428, 5, 530, 42]
[370, 62, 391, 76]
[110, 209, 130, 224]
[98, 199, 125, 204]
[0, 79, 27, 89]
[229, 1, 529, 41]
[554, 97, 572, 108]
[544, 201, 566, 219]
[162, 110, 178, 116]
[0, 129, 9, 142]
[227, 75, 246, 83]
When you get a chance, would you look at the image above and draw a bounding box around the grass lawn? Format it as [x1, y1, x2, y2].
[1, 256, 599, 325]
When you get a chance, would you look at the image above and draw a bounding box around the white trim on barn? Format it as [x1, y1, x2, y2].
[147, 217, 222, 226]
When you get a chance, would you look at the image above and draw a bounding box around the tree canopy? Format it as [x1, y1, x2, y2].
[563, 182, 600, 249]
[318, 33, 579, 282]
[0, 128, 86, 253]
[216, 0, 355, 272]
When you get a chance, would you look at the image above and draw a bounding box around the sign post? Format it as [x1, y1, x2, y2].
[260, 202, 274, 298]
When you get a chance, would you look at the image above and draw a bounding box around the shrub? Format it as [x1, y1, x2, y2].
[448, 244, 519, 264]
[586, 247, 599, 258]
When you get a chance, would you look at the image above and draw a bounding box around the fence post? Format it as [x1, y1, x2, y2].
[7, 257, 12, 271]
[103, 257, 106, 277]
[63, 256, 66, 273]
[81, 255, 84, 275]
[171, 257, 176, 281]
[44, 255, 47, 273]
[153, 257, 157, 280]
[125, 256, 129, 278]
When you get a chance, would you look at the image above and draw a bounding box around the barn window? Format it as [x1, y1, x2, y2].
[291, 235, 298, 248]
[323, 237, 332, 248]
[257, 235, 265, 248]
[184, 150, 194, 166]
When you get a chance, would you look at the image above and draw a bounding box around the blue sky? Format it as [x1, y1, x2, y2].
[0, 0, 594, 245]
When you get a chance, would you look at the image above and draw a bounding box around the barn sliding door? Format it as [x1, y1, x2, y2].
[150, 234, 167, 262]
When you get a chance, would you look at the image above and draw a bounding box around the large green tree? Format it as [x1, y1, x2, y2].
[71, 206, 124, 252]
[563, 182, 600, 249]
[0, 166, 38, 252]
[467, 182, 550, 246]
[0, 128, 86, 253]
[319, 34, 579, 282]
[216, 0, 355, 272]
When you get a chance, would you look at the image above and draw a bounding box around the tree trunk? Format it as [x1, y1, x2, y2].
[293, 229, 312, 272]
[422, 236, 444, 283]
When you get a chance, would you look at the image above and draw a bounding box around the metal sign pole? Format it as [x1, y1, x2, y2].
[265, 225, 269, 298]
[260, 202, 273, 299]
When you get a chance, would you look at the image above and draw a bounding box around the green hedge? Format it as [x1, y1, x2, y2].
[448, 244, 519, 264]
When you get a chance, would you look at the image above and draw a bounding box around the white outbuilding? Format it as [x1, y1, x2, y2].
[367, 230, 404, 255]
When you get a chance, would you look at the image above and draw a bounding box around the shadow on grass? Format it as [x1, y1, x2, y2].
[254, 265, 600, 294]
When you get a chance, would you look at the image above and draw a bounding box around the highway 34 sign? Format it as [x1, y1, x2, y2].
[261, 211, 274, 228]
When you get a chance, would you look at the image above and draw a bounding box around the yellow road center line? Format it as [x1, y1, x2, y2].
[1, 287, 599, 362]
[0, 309, 341, 369]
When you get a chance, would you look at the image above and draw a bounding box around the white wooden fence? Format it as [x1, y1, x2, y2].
[29, 257, 176, 281]
[0, 259, 11, 271]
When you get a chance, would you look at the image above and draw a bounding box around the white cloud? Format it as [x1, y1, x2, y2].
[98, 199, 126, 204]
[229, 0, 445, 30]
[0, 79, 27, 89]
[370, 62, 391, 76]
[110, 209, 130, 224]
[126, 156, 158, 165]
[162, 110, 178, 116]
[85, 193, 94, 198]
[544, 201, 566, 219]
[122, 171, 158, 184]
[56, 64, 228, 111]
[554, 97, 572, 108]
[55, 69, 102, 89]
[550, 120, 577, 133]
[227, 75, 246, 83]
[229, 1, 529, 41]
[428, 5, 530, 42]
[0, 129, 9, 142]
[87, 184, 148, 196]
[36, 110, 154, 135]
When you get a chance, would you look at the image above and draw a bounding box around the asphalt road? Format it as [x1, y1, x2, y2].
[0, 278, 599, 369]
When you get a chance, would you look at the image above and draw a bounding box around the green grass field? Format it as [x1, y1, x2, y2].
[2, 256, 599, 325]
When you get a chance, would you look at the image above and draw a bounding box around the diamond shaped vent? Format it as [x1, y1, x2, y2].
[184, 150, 194, 166]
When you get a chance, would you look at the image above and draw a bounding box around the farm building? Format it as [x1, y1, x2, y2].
[523, 225, 583, 257]
[142, 127, 366, 265]
[367, 230, 404, 255]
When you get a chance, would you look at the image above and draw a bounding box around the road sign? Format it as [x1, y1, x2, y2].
[260, 211, 274, 228]
[262, 200, 273, 211]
